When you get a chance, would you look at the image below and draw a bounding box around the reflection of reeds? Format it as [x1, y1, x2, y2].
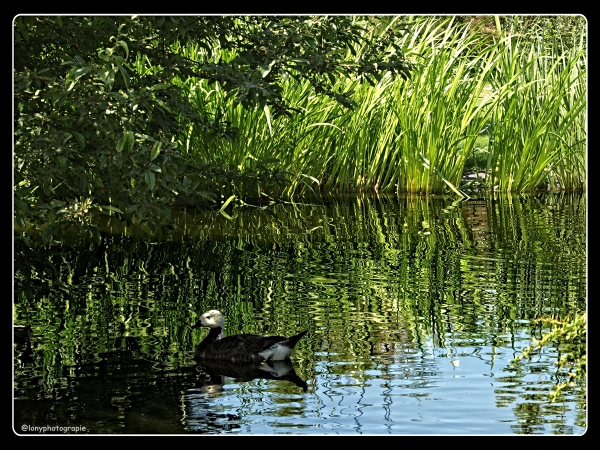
[15, 192, 585, 397]
[461, 200, 490, 248]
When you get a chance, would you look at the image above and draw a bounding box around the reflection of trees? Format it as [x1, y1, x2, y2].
[14, 346, 198, 434]
[15, 191, 586, 366]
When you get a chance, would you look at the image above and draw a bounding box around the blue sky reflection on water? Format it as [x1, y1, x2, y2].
[183, 330, 582, 434]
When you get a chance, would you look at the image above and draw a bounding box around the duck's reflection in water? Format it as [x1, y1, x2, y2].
[184, 359, 307, 432]
[194, 358, 307, 396]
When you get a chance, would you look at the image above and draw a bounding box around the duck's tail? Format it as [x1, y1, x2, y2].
[260, 330, 309, 361]
[284, 330, 309, 348]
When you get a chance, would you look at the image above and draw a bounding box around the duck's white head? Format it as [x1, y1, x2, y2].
[194, 310, 225, 330]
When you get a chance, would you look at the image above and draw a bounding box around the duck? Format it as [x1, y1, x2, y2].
[192, 310, 308, 363]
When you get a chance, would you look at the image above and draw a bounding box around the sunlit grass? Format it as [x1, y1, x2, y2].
[173, 16, 586, 198]
[486, 28, 586, 192]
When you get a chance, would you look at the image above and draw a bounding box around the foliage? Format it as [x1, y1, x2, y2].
[180, 17, 501, 197]
[486, 32, 586, 192]
[13, 15, 587, 253]
[511, 312, 586, 402]
[179, 16, 586, 198]
[502, 15, 586, 50]
[452, 15, 586, 48]
[14, 15, 413, 246]
[385, 17, 497, 195]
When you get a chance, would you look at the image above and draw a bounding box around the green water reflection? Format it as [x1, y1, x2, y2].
[13, 192, 586, 434]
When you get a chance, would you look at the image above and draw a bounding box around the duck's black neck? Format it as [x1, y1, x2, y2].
[201, 327, 224, 345]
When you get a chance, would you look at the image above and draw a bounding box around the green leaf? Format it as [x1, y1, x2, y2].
[14, 197, 29, 213]
[123, 130, 135, 153]
[117, 131, 135, 153]
[97, 66, 115, 87]
[219, 209, 233, 220]
[150, 141, 161, 161]
[89, 225, 101, 245]
[145, 220, 157, 234]
[220, 195, 236, 212]
[100, 205, 124, 214]
[327, 72, 336, 85]
[52, 91, 68, 107]
[15, 213, 26, 229]
[301, 173, 321, 185]
[149, 83, 171, 91]
[114, 55, 125, 66]
[66, 66, 91, 90]
[290, 58, 309, 65]
[116, 134, 126, 152]
[259, 61, 276, 78]
[158, 203, 172, 221]
[72, 131, 85, 149]
[97, 48, 110, 62]
[119, 66, 130, 89]
[117, 40, 129, 59]
[73, 66, 91, 79]
[144, 170, 156, 190]
[42, 225, 55, 245]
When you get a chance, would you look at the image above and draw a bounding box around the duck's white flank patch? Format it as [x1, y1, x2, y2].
[258, 343, 294, 361]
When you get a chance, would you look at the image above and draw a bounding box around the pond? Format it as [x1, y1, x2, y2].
[13, 192, 586, 435]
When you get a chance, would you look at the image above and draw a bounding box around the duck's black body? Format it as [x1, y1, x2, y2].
[192, 310, 308, 363]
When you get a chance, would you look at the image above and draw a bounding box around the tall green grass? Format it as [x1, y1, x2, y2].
[486, 26, 586, 192]
[173, 16, 586, 198]
[387, 17, 498, 194]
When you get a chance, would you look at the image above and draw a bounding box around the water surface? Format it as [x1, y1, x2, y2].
[13, 192, 587, 434]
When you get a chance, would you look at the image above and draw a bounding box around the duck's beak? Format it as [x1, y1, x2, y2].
[191, 320, 204, 329]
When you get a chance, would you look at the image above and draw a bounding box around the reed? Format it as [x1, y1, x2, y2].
[486, 26, 586, 192]
[387, 17, 498, 194]
[173, 16, 586, 198]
